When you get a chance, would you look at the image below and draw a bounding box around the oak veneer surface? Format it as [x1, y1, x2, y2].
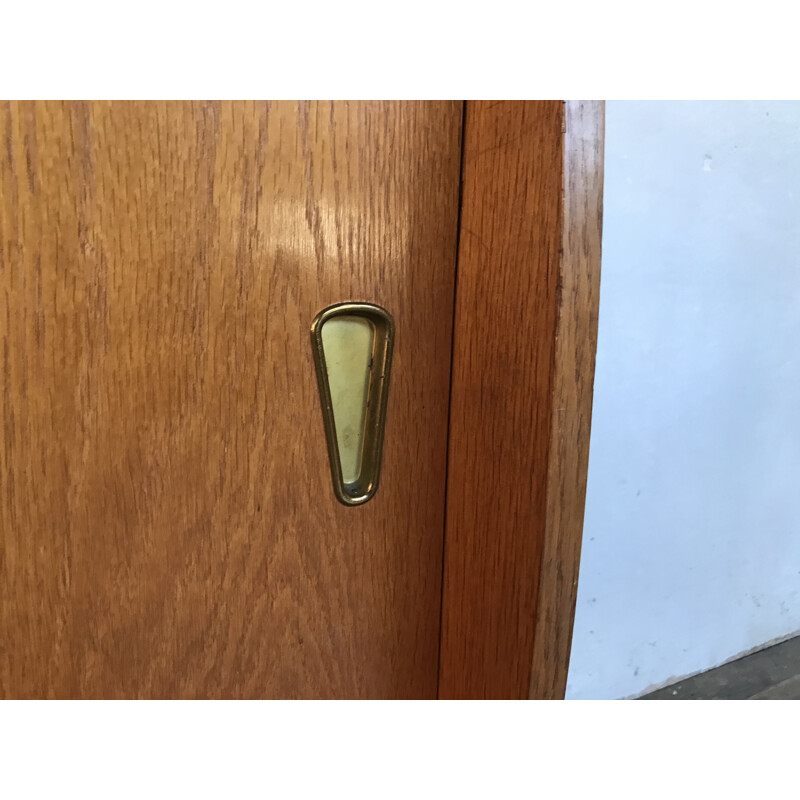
[529, 101, 604, 699]
[438, 101, 565, 699]
[0, 101, 462, 698]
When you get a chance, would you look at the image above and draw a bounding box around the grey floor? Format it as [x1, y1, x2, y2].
[641, 635, 800, 700]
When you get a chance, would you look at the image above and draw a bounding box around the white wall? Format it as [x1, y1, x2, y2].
[566, 101, 800, 700]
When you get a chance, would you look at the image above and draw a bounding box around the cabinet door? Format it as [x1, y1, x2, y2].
[0, 101, 462, 698]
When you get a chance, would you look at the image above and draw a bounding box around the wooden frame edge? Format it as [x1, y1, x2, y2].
[528, 100, 605, 699]
[438, 101, 604, 699]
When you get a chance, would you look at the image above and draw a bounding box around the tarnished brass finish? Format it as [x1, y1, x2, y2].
[311, 302, 394, 506]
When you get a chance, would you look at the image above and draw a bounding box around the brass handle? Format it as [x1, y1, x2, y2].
[311, 303, 394, 506]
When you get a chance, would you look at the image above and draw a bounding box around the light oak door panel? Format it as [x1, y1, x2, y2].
[0, 101, 462, 698]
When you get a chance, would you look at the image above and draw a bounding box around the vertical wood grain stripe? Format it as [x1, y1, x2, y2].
[528, 101, 604, 699]
[438, 101, 604, 699]
[439, 101, 566, 698]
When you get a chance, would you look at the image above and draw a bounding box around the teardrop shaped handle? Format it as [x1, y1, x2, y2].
[311, 302, 394, 506]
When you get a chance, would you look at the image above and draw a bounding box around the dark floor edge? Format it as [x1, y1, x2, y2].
[630, 627, 800, 699]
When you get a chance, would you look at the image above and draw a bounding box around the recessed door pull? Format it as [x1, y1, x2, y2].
[311, 302, 394, 506]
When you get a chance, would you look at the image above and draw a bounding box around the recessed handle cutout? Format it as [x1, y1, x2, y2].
[311, 303, 394, 506]
[321, 315, 374, 485]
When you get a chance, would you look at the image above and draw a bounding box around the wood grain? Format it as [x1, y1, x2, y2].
[529, 101, 604, 699]
[438, 101, 564, 699]
[438, 101, 603, 698]
[0, 101, 462, 698]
